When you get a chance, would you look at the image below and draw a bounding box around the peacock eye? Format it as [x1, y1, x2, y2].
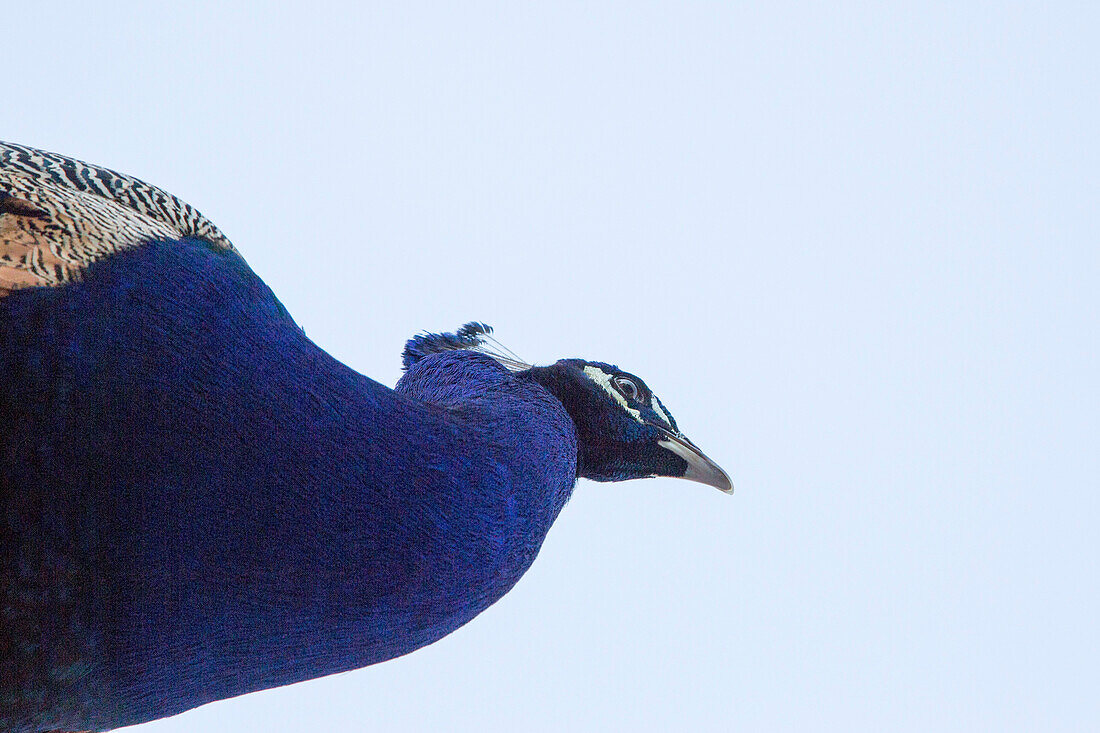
[613, 376, 639, 401]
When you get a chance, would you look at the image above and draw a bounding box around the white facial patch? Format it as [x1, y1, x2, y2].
[651, 395, 672, 428]
[583, 365, 645, 424]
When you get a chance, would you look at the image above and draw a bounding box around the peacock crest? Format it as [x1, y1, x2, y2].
[403, 321, 532, 372]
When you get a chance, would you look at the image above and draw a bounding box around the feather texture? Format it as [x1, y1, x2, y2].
[0, 141, 232, 296]
[0, 238, 576, 731]
[0, 142, 727, 731]
[403, 322, 532, 373]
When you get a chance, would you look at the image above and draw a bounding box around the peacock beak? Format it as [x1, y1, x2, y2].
[656, 430, 733, 494]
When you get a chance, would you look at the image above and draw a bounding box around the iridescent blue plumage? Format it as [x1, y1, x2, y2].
[0, 144, 729, 732]
[1, 240, 576, 730]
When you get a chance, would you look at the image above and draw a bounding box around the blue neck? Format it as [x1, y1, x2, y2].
[0, 240, 577, 730]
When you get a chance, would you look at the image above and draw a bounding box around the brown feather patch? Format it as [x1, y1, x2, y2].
[0, 194, 47, 219]
[0, 141, 234, 297]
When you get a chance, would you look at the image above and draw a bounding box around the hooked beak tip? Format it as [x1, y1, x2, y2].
[657, 435, 734, 494]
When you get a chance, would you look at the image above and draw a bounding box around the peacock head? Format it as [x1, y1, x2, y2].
[403, 323, 732, 494]
[524, 359, 731, 493]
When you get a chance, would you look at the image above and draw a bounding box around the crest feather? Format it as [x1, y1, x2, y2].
[402, 322, 531, 372]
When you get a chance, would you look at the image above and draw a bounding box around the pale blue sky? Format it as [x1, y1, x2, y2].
[4, 2, 1097, 731]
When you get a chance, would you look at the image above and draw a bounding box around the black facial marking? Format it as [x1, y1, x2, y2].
[524, 359, 691, 483]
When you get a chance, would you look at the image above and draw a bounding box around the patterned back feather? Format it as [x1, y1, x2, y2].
[0, 141, 233, 297]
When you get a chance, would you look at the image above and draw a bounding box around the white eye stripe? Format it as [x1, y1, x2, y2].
[583, 365, 645, 424]
[651, 395, 672, 427]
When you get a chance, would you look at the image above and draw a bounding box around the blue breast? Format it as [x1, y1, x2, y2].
[0, 239, 577, 731]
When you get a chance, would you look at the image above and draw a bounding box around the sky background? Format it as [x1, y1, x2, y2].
[4, 2, 1097, 731]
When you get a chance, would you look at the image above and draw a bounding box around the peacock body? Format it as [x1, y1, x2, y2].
[0, 142, 728, 732]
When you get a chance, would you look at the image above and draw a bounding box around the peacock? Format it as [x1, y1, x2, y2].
[0, 141, 731, 732]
